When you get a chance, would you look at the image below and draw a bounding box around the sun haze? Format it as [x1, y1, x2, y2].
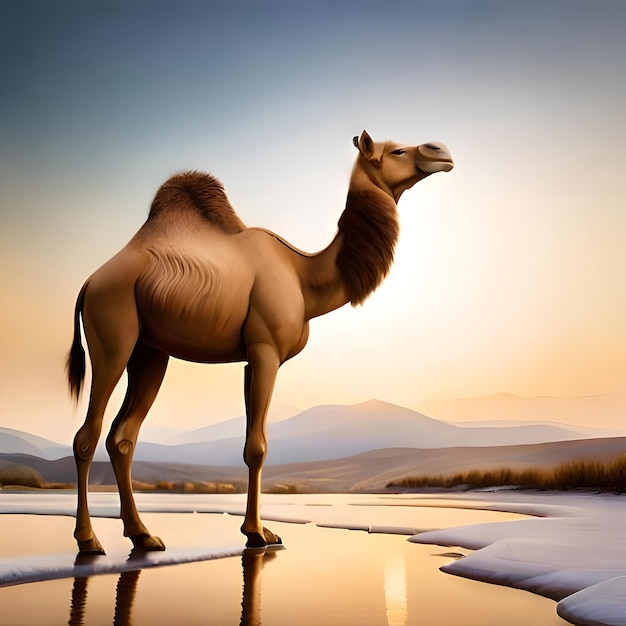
[1, 1, 624, 441]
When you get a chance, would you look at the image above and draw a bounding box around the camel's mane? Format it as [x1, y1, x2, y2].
[336, 190, 400, 306]
[148, 171, 246, 234]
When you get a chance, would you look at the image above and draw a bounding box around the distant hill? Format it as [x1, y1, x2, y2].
[167, 416, 246, 446]
[3, 398, 623, 466]
[129, 399, 613, 465]
[260, 436, 626, 491]
[0, 428, 69, 460]
[166, 403, 301, 445]
[1, 436, 624, 492]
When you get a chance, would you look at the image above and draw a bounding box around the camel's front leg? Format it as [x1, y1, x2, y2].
[73, 355, 130, 555]
[241, 343, 281, 548]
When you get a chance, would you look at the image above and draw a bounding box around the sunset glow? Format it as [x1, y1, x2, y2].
[1, 1, 624, 441]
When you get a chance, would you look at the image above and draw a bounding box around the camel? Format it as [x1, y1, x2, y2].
[67, 130, 453, 554]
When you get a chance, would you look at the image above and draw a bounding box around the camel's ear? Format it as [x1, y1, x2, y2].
[354, 130, 380, 166]
[355, 130, 374, 157]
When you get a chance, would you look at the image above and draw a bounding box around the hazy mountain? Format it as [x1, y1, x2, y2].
[162, 403, 301, 445]
[129, 399, 594, 466]
[4, 397, 621, 466]
[450, 419, 626, 439]
[0, 428, 69, 460]
[419, 392, 626, 430]
[168, 416, 246, 445]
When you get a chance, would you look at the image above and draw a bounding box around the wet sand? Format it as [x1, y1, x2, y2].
[0, 506, 569, 625]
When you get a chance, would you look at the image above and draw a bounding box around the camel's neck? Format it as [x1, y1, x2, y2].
[300, 186, 399, 319]
[336, 188, 400, 305]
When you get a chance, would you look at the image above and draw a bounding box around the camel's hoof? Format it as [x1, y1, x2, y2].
[77, 537, 106, 556]
[130, 534, 166, 551]
[242, 526, 283, 549]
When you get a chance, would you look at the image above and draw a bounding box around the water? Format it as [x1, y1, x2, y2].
[0, 492, 569, 625]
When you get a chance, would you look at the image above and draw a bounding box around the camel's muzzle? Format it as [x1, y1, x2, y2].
[416, 141, 454, 174]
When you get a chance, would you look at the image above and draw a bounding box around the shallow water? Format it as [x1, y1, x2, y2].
[0, 493, 569, 625]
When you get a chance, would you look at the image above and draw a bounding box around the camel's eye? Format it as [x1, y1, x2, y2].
[390, 149, 406, 156]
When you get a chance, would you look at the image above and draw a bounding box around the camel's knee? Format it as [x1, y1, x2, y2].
[73, 426, 100, 462]
[243, 437, 267, 468]
[106, 432, 134, 460]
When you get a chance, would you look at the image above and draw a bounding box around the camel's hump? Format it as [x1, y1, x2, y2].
[148, 170, 246, 234]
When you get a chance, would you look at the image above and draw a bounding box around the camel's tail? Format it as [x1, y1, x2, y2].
[66, 284, 88, 403]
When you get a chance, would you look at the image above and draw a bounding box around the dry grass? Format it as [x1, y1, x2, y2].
[264, 482, 302, 494]
[149, 480, 244, 494]
[387, 454, 626, 493]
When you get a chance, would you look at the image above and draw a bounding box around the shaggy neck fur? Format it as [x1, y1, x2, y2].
[335, 189, 400, 306]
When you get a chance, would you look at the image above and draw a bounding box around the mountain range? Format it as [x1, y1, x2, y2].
[2, 398, 624, 466]
[2, 437, 624, 492]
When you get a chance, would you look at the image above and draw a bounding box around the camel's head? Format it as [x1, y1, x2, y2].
[352, 130, 454, 202]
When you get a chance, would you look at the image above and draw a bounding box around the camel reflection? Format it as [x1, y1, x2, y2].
[67, 548, 281, 625]
[68, 576, 89, 625]
[240, 548, 279, 626]
[69, 567, 141, 626]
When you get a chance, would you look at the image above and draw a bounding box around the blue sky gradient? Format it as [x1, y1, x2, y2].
[1, 0, 625, 439]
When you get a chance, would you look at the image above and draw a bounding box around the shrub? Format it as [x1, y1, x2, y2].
[0, 463, 45, 488]
[151, 480, 241, 493]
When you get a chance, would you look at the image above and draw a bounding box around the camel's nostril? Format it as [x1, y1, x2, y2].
[425, 143, 440, 151]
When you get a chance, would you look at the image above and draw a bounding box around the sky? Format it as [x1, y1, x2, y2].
[1, 0, 625, 442]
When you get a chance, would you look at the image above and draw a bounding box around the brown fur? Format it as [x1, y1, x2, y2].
[148, 170, 246, 234]
[336, 190, 400, 305]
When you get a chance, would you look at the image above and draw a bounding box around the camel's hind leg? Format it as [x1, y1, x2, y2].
[73, 351, 134, 555]
[106, 344, 169, 551]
